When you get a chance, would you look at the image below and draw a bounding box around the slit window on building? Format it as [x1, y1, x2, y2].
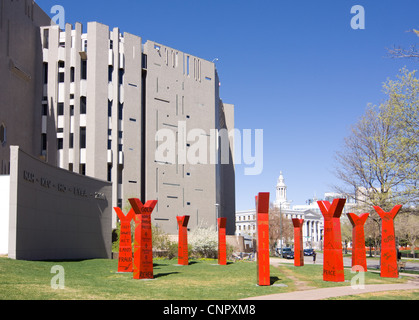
[108, 66, 113, 82]
[69, 133, 74, 148]
[107, 164, 112, 182]
[142, 53, 147, 69]
[43, 29, 49, 49]
[57, 138, 63, 150]
[58, 71, 64, 83]
[118, 103, 123, 120]
[70, 67, 75, 82]
[79, 127, 86, 148]
[80, 97, 86, 114]
[43, 63, 48, 84]
[57, 103, 64, 116]
[0, 123, 6, 145]
[79, 164, 86, 175]
[118, 69, 124, 85]
[81, 60, 87, 80]
[108, 100, 112, 117]
[41, 134, 47, 151]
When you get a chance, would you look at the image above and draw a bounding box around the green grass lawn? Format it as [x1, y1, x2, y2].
[0, 257, 410, 300]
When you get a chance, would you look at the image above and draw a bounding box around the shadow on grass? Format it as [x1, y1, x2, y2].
[154, 272, 180, 278]
[270, 276, 282, 285]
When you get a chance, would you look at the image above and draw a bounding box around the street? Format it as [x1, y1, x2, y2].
[272, 252, 419, 273]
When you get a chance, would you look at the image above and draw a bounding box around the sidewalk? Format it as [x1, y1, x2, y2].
[242, 258, 419, 300]
[242, 282, 419, 300]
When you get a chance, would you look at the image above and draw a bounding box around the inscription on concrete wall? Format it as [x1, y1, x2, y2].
[23, 170, 107, 200]
[8, 146, 112, 261]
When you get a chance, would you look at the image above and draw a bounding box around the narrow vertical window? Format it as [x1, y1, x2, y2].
[118, 69, 124, 85]
[108, 66, 113, 82]
[79, 127, 86, 148]
[118, 103, 123, 120]
[41, 134, 47, 151]
[80, 97, 86, 114]
[0, 123, 6, 145]
[81, 60, 87, 80]
[43, 63, 48, 84]
[108, 100, 112, 117]
[69, 133, 74, 148]
[57, 103, 64, 116]
[57, 138, 63, 150]
[79, 164, 86, 175]
[70, 67, 75, 82]
[43, 29, 49, 49]
[107, 164, 112, 182]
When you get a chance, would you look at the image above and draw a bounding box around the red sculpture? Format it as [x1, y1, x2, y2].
[256, 192, 270, 286]
[317, 198, 346, 282]
[373, 205, 402, 278]
[347, 212, 369, 271]
[292, 218, 304, 267]
[129, 198, 157, 280]
[177, 215, 190, 266]
[113, 207, 135, 272]
[218, 217, 227, 265]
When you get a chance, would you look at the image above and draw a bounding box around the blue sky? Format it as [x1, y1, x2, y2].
[37, 0, 419, 210]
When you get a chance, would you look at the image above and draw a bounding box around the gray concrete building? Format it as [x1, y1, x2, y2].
[1, 1, 236, 235]
[39, 22, 144, 229]
[143, 41, 235, 234]
[0, 0, 52, 174]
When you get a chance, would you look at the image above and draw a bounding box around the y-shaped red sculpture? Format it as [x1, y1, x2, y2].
[177, 215, 190, 266]
[129, 198, 157, 280]
[256, 192, 270, 286]
[347, 212, 369, 271]
[292, 218, 304, 267]
[373, 205, 402, 278]
[317, 198, 346, 282]
[218, 217, 227, 265]
[113, 207, 135, 272]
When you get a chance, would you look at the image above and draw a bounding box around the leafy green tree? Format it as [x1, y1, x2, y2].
[334, 69, 419, 249]
[335, 69, 419, 210]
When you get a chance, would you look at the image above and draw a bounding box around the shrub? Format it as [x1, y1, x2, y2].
[189, 226, 218, 259]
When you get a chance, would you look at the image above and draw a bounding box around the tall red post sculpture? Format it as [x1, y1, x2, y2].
[113, 207, 135, 272]
[129, 198, 157, 280]
[317, 198, 346, 282]
[177, 215, 190, 266]
[374, 205, 402, 278]
[347, 212, 369, 271]
[292, 218, 304, 267]
[256, 192, 270, 286]
[218, 217, 227, 265]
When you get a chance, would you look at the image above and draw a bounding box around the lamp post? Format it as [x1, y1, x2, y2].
[215, 203, 219, 230]
[279, 202, 283, 255]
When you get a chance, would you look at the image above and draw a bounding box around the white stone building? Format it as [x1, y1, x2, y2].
[235, 171, 323, 249]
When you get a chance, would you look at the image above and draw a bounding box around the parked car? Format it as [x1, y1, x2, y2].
[281, 247, 294, 259]
[304, 249, 314, 256]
